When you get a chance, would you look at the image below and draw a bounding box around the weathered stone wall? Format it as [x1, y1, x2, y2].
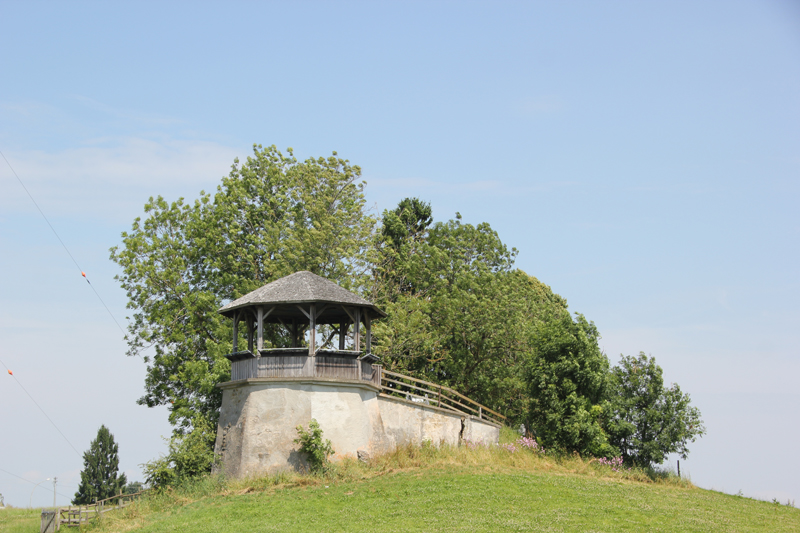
[215, 379, 379, 477]
[372, 394, 463, 452]
[463, 415, 500, 445]
[214, 377, 501, 478]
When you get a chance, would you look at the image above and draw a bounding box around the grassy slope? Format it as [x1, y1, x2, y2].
[0, 507, 41, 533]
[85, 443, 799, 533]
[96, 469, 799, 533]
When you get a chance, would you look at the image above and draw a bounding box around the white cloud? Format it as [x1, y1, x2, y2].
[0, 137, 244, 222]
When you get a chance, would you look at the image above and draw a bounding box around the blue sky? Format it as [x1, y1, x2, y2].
[1, 0, 798, 508]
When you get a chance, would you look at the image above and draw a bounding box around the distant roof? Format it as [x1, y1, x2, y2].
[218, 271, 386, 323]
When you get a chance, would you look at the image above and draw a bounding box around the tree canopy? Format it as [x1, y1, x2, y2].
[525, 311, 614, 457]
[111, 145, 375, 435]
[604, 352, 706, 467]
[370, 203, 567, 422]
[113, 148, 704, 482]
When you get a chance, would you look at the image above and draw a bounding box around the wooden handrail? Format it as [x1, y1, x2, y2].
[382, 376, 486, 418]
[380, 369, 505, 424]
[95, 489, 147, 505]
[383, 370, 506, 420]
[382, 369, 498, 416]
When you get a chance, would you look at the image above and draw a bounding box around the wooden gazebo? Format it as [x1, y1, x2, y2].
[218, 271, 386, 384]
[212, 272, 504, 480]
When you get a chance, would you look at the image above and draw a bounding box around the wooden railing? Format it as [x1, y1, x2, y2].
[227, 354, 503, 425]
[41, 491, 146, 532]
[379, 369, 506, 426]
[230, 353, 382, 388]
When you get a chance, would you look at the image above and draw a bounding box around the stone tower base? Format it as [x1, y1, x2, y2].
[214, 377, 500, 478]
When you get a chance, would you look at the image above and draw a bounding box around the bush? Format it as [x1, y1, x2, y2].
[294, 419, 334, 474]
[142, 419, 217, 489]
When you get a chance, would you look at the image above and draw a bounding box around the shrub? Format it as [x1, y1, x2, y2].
[142, 419, 216, 489]
[294, 419, 335, 474]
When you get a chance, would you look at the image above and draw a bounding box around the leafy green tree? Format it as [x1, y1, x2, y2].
[371, 201, 566, 423]
[111, 145, 375, 448]
[525, 312, 613, 457]
[376, 197, 433, 296]
[73, 425, 127, 504]
[605, 352, 705, 467]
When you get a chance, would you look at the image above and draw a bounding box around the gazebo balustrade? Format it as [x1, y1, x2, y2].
[218, 271, 385, 386]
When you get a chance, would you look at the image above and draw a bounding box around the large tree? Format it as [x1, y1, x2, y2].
[74, 425, 127, 504]
[371, 201, 567, 423]
[604, 352, 705, 467]
[111, 145, 376, 440]
[525, 312, 614, 457]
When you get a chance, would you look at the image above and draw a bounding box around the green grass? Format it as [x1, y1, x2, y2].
[83, 441, 799, 533]
[0, 507, 42, 533]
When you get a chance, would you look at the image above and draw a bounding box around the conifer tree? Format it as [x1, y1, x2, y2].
[73, 425, 127, 504]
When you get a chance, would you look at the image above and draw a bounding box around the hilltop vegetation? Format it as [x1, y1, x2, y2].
[81, 437, 798, 533]
[111, 145, 703, 485]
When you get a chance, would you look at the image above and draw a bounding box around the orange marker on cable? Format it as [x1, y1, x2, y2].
[7, 370, 12, 376]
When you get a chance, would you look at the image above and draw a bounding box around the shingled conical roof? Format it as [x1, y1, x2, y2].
[218, 271, 385, 322]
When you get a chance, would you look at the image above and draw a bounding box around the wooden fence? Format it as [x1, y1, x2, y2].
[40, 491, 146, 532]
[379, 369, 506, 426]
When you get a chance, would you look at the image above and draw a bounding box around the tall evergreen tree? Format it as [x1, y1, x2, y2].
[73, 425, 127, 504]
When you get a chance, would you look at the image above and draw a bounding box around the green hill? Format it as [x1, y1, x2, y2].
[79, 440, 798, 533]
[0, 508, 41, 533]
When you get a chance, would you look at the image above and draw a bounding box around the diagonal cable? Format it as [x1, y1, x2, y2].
[0, 468, 74, 500]
[0, 148, 127, 337]
[0, 357, 82, 458]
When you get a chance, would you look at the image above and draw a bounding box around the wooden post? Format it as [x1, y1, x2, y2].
[257, 307, 264, 353]
[677, 460, 681, 478]
[309, 304, 316, 356]
[291, 320, 297, 348]
[338, 323, 346, 350]
[246, 316, 254, 353]
[232, 312, 238, 352]
[365, 313, 372, 354]
[354, 308, 361, 352]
